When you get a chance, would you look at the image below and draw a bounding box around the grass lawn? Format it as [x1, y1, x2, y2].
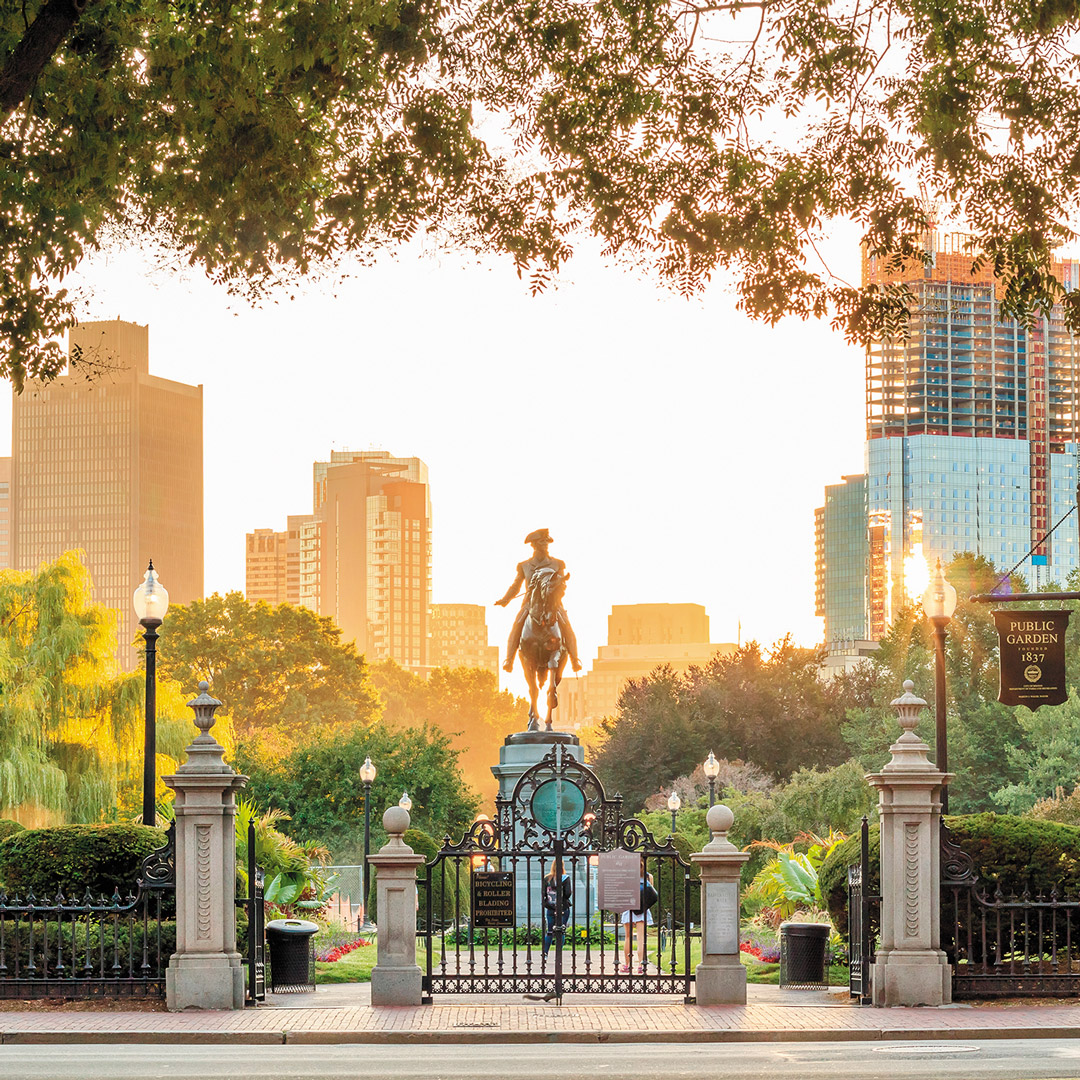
[316, 937, 848, 988]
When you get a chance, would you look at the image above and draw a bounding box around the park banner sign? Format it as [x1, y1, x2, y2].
[471, 870, 515, 928]
[994, 609, 1071, 708]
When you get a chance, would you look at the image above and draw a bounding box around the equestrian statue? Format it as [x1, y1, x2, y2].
[495, 529, 582, 732]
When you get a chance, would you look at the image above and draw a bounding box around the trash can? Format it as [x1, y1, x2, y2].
[266, 918, 318, 993]
[779, 922, 830, 990]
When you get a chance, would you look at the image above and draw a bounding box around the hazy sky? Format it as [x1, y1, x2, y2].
[0, 226, 867, 677]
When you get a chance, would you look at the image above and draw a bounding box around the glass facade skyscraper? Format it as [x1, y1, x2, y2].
[816, 239, 1080, 643]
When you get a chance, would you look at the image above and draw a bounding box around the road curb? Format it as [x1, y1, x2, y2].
[5, 1025, 1080, 1046]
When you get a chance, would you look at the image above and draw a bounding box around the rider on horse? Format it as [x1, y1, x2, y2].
[496, 529, 582, 674]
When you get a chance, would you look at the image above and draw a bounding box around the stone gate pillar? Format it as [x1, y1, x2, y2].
[163, 682, 248, 1011]
[866, 679, 953, 1006]
[690, 803, 750, 1004]
[369, 805, 426, 1006]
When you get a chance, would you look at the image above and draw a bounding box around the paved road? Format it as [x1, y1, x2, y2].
[5, 1039, 1080, 1079]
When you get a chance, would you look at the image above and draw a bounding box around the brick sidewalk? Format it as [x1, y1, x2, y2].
[2, 999, 1079, 1044]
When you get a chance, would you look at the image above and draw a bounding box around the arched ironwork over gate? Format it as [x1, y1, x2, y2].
[422, 745, 700, 1001]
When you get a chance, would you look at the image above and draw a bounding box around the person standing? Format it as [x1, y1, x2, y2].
[621, 863, 657, 974]
[542, 860, 573, 963]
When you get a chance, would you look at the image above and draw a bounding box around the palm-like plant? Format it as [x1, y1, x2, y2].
[743, 830, 849, 925]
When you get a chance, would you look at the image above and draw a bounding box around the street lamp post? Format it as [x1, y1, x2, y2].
[703, 751, 720, 808]
[922, 558, 958, 813]
[667, 790, 681, 833]
[359, 755, 377, 931]
[133, 561, 169, 827]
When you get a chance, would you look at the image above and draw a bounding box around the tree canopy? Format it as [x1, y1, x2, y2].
[0, 552, 211, 824]
[370, 661, 528, 804]
[156, 592, 380, 764]
[4, 0, 1079, 385]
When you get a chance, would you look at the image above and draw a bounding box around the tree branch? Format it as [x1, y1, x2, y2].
[0, 0, 91, 124]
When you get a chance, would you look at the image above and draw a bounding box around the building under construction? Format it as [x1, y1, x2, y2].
[815, 237, 1080, 647]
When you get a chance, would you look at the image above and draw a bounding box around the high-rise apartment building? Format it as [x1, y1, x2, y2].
[12, 319, 203, 668]
[250, 450, 432, 671]
[559, 603, 736, 728]
[0, 458, 11, 570]
[430, 604, 498, 673]
[816, 239, 1080, 644]
[244, 514, 309, 605]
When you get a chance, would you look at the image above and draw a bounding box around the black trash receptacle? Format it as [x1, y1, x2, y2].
[779, 922, 830, 990]
[266, 918, 318, 993]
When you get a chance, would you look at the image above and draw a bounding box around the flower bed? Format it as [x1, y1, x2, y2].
[315, 937, 372, 963]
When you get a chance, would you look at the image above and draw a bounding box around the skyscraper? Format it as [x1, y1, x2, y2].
[0, 457, 10, 570]
[244, 514, 308, 606]
[816, 239, 1080, 645]
[12, 319, 203, 668]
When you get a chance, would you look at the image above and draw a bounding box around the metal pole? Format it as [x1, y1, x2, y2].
[363, 779, 372, 924]
[932, 617, 949, 814]
[142, 619, 160, 827]
[670, 809, 677, 833]
[708, 779, 716, 809]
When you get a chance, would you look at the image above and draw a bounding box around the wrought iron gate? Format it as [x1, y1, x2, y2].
[0, 824, 175, 999]
[237, 819, 266, 1005]
[942, 823, 1080, 998]
[846, 815, 877, 1004]
[422, 745, 700, 1001]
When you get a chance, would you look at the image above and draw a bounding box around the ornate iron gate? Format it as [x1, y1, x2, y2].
[237, 819, 266, 1005]
[422, 746, 700, 1001]
[847, 815, 877, 1004]
[0, 824, 175, 999]
[942, 823, 1080, 998]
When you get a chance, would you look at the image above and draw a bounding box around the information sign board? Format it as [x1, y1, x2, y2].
[597, 849, 641, 912]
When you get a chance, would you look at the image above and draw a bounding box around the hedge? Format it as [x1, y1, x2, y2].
[0, 824, 168, 898]
[0, 819, 26, 842]
[819, 814, 1080, 937]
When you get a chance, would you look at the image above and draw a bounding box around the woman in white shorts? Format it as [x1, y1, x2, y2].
[620, 865, 655, 974]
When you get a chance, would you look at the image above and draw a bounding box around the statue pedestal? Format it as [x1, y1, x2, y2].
[491, 731, 585, 927]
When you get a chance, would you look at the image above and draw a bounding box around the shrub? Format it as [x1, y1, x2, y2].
[654, 834, 701, 927]
[0, 824, 167, 898]
[820, 814, 1080, 937]
[0, 820, 26, 842]
[1029, 785, 1080, 828]
[405, 827, 470, 926]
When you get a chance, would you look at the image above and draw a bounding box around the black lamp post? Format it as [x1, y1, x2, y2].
[703, 751, 720, 808]
[359, 755, 377, 930]
[133, 560, 168, 826]
[922, 558, 957, 813]
[667, 789, 681, 833]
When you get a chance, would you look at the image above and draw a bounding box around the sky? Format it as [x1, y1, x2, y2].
[0, 226, 868, 678]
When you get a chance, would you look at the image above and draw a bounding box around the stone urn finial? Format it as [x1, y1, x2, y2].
[175, 680, 233, 774]
[884, 679, 933, 771]
[380, 805, 414, 854]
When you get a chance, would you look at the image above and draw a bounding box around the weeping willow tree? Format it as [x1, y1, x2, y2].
[0, 552, 232, 824]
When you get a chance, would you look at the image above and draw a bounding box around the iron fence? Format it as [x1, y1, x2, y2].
[0, 824, 175, 999]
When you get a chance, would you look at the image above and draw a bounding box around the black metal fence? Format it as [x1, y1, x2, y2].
[0, 824, 175, 999]
[942, 824, 1080, 997]
[236, 819, 266, 1005]
[847, 815, 877, 1005]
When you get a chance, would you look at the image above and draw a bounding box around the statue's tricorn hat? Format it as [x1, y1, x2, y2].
[525, 528, 553, 545]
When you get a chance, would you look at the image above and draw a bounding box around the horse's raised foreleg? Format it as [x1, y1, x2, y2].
[524, 663, 540, 732]
[545, 650, 569, 732]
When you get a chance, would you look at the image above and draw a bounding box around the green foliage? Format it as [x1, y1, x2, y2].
[0, 919, 175, 971]
[0, 819, 25, 841]
[743, 831, 848, 922]
[993, 695, 1080, 814]
[159, 593, 379, 765]
[371, 662, 528, 804]
[1028, 785, 1080, 828]
[3, 0, 1079, 383]
[0, 554, 208, 824]
[405, 827, 470, 926]
[771, 762, 876, 837]
[0, 823, 167, 897]
[246, 723, 479, 863]
[595, 640, 857, 811]
[820, 815, 1080, 936]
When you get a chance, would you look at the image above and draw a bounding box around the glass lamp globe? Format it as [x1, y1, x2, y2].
[359, 756, 377, 784]
[398, 791, 412, 811]
[132, 562, 169, 624]
[703, 751, 720, 779]
[922, 558, 958, 621]
[667, 790, 682, 812]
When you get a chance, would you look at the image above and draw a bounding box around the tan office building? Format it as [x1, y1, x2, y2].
[0, 457, 11, 570]
[559, 604, 736, 729]
[245, 514, 309, 605]
[430, 603, 499, 674]
[12, 320, 203, 668]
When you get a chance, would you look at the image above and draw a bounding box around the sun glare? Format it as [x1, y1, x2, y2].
[904, 544, 930, 601]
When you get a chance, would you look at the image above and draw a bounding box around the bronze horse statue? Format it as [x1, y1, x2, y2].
[517, 566, 570, 731]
